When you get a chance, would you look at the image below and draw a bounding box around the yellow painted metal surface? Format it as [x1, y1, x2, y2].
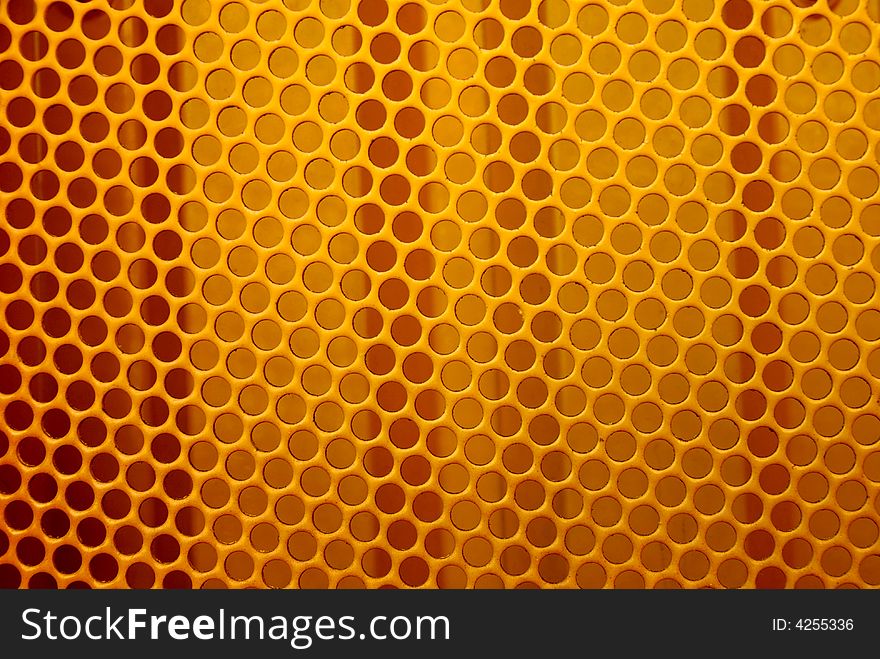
[1, 0, 880, 588]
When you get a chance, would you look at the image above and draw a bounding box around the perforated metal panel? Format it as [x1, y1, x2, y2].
[1, 0, 880, 589]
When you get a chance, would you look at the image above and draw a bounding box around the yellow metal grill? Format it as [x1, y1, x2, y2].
[1, 0, 880, 588]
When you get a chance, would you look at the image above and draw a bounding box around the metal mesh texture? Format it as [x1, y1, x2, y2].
[2, 0, 880, 588]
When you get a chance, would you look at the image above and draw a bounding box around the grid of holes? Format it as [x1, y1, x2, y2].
[1, 0, 880, 588]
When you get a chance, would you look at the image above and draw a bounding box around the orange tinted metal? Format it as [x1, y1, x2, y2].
[1, 0, 880, 589]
